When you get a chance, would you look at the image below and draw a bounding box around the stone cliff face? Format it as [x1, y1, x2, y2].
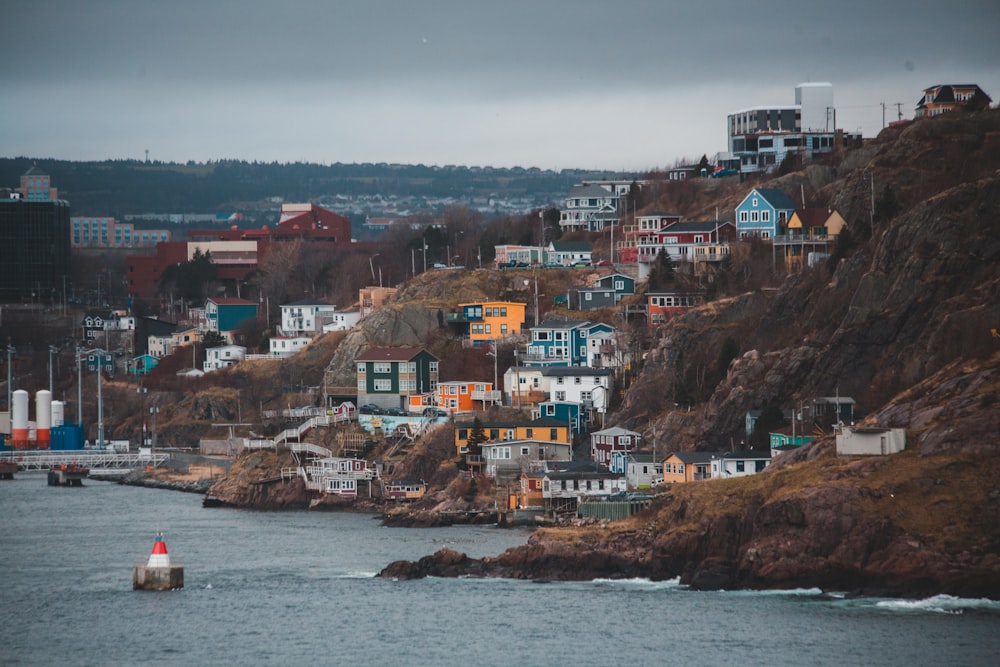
[206, 449, 314, 510]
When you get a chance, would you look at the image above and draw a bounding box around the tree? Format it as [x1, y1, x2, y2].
[202, 330, 226, 348]
[696, 154, 711, 176]
[159, 249, 217, 303]
[750, 403, 785, 450]
[874, 184, 900, 226]
[465, 416, 487, 461]
[647, 249, 674, 290]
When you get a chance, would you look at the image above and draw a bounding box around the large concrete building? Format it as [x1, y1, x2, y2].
[0, 166, 71, 303]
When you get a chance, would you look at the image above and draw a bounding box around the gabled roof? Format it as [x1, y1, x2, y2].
[282, 299, 335, 308]
[592, 426, 641, 437]
[545, 470, 623, 481]
[568, 183, 616, 198]
[541, 366, 611, 377]
[355, 346, 435, 362]
[742, 188, 797, 211]
[534, 317, 589, 330]
[666, 451, 717, 464]
[720, 450, 772, 460]
[662, 220, 734, 233]
[23, 166, 48, 176]
[790, 208, 833, 228]
[629, 452, 661, 464]
[208, 297, 257, 306]
[454, 417, 567, 429]
[550, 241, 592, 252]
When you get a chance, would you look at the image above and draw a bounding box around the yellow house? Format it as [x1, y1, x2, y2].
[454, 417, 571, 457]
[781, 208, 847, 270]
[661, 452, 717, 484]
[459, 301, 526, 346]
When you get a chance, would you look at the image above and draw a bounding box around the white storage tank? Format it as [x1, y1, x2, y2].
[36, 390, 52, 447]
[51, 400, 65, 427]
[12, 389, 29, 445]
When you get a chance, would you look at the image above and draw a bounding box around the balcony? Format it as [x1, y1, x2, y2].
[472, 390, 502, 402]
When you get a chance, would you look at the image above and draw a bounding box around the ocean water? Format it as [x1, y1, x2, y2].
[2, 476, 998, 666]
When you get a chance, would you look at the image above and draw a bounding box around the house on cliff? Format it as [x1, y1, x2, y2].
[836, 427, 906, 456]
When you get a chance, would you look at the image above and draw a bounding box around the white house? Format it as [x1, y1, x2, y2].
[269, 335, 311, 358]
[203, 344, 246, 372]
[712, 450, 772, 478]
[542, 470, 627, 504]
[480, 439, 574, 478]
[280, 300, 340, 336]
[542, 367, 612, 425]
[836, 427, 906, 456]
[322, 310, 361, 332]
[623, 452, 662, 490]
[148, 326, 201, 358]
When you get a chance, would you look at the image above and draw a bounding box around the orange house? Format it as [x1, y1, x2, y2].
[459, 301, 526, 346]
[436, 381, 501, 413]
[520, 471, 546, 508]
[453, 417, 572, 457]
[661, 452, 717, 483]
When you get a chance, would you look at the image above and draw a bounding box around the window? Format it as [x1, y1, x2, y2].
[374, 362, 391, 374]
[585, 293, 592, 301]
[598, 480, 604, 490]
[357, 380, 365, 391]
[525, 428, 533, 438]
[762, 211, 770, 222]
[550, 429, 558, 441]
[373, 379, 392, 391]
[429, 362, 438, 373]
[750, 211, 759, 222]
[739, 211, 748, 222]
[521, 447, 529, 456]
[358, 363, 367, 373]
[736, 460, 746, 472]
[555, 391, 566, 401]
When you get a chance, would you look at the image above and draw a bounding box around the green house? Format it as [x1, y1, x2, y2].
[355, 347, 439, 411]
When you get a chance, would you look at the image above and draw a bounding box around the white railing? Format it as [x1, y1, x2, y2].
[5, 450, 169, 471]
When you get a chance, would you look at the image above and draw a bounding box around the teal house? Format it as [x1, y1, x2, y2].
[206, 297, 258, 340]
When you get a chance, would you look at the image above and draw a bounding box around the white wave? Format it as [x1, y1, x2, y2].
[591, 577, 683, 590]
[334, 571, 379, 579]
[723, 587, 825, 597]
[874, 594, 1000, 614]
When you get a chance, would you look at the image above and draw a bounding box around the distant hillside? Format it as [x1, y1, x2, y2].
[0, 158, 617, 217]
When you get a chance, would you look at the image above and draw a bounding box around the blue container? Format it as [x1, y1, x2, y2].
[50, 424, 85, 450]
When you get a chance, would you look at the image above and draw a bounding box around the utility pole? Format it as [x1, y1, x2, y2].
[76, 346, 82, 425]
[881, 102, 886, 129]
[48, 345, 58, 393]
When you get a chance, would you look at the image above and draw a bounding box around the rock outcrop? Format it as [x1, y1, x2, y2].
[205, 449, 314, 510]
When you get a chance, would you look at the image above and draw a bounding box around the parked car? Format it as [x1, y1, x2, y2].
[384, 407, 407, 416]
[594, 260, 613, 267]
[358, 404, 384, 415]
[422, 407, 448, 418]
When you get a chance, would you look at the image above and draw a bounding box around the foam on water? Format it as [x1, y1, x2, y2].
[873, 594, 1000, 614]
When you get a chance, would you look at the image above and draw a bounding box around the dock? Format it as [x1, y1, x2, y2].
[47, 464, 90, 486]
[4, 450, 170, 478]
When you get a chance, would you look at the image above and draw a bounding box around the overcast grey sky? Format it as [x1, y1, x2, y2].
[2, 0, 998, 171]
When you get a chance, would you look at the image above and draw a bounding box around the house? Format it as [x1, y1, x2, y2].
[355, 347, 439, 411]
[662, 451, 716, 483]
[435, 380, 500, 413]
[359, 286, 398, 319]
[148, 326, 202, 358]
[735, 188, 797, 240]
[382, 479, 427, 501]
[726, 83, 858, 175]
[567, 286, 616, 311]
[594, 272, 635, 301]
[205, 297, 258, 343]
[269, 335, 311, 358]
[636, 220, 736, 279]
[915, 84, 991, 118]
[203, 344, 246, 372]
[480, 439, 573, 478]
[494, 244, 544, 267]
[836, 426, 906, 456]
[309, 456, 379, 497]
[559, 183, 621, 233]
[82, 309, 135, 346]
[279, 300, 340, 336]
[533, 401, 584, 433]
[591, 426, 642, 467]
[129, 354, 159, 376]
[541, 469, 628, 513]
[456, 300, 526, 345]
[647, 290, 705, 326]
[768, 426, 814, 450]
[813, 395, 856, 430]
[503, 365, 547, 407]
[519, 470, 547, 508]
[453, 417, 571, 457]
[524, 318, 614, 367]
[542, 367, 612, 425]
[715, 450, 771, 478]
[776, 208, 848, 270]
[322, 310, 361, 332]
[618, 212, 683, 264]
[546, 241, 592, 266]
[610, 451, 662, 489]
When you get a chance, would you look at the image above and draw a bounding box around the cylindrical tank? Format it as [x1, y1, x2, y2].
[51, 400, 65, 427]
[12, 389, 29, 447]
[36, 390, 52, 447]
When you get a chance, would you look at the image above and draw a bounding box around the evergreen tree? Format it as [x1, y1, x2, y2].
[466, 416, 487, 460]
[647, 249, 674, 290]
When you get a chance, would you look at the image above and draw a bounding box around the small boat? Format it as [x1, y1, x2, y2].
[47, 463, 90, 486]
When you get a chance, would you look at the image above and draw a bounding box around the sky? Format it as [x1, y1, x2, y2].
[2, 0, 998, 172]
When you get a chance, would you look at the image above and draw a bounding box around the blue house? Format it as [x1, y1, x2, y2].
[535, 401, 584, 433]
[567, 287, 616, 311]
[206, 297, 258, 341]
[594, 272, 635, 301]
[525, 319, 616, 367]
[130, 354, 159, 376]
[734, 188, 796, 240]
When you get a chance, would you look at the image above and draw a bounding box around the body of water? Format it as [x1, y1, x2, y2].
[2, 476, 998, 666]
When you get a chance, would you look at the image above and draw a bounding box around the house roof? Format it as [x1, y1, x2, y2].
[749, 188, 797, 211]
[534, 317, 588, 330]
[568, 184, 615, 198]
[662, 220, 734, 233]
[791, 208, 833, 228]
[667, 451, 718, 464]
[629, 452, 661, 464]
[545, 470, 623, 481]
[282, 299, 334, 308]
[23, 165, 48, 176]
[592, 426, 640, 437]
[720, 450, 772, 460]
[356, 346, 435, 362]
[208, 297, 257, 306]
[541, 366, 612, 378]
[454, 417, 568, 429]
